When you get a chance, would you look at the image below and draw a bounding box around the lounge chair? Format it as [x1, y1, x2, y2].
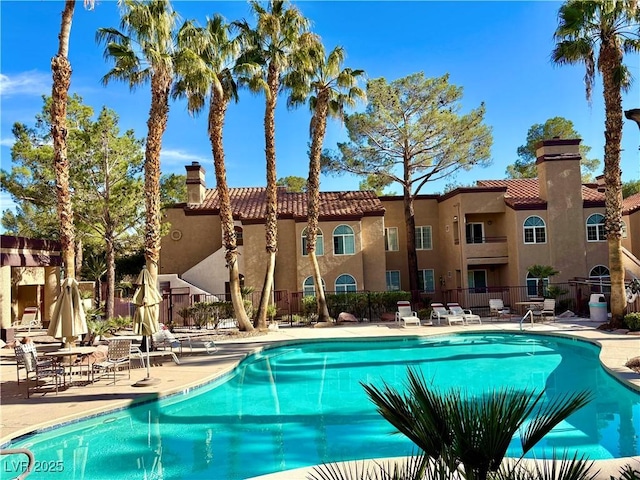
[395, 301, 422, 327]
[533, 298, 556, 322]
[447, 303, 482, 324]
[152, 325, 192, 355]
[489, 299, 511, 321]
[15, 343, 66, 398]
[430, 303, 464, 326]
[12, 307, 41, 331]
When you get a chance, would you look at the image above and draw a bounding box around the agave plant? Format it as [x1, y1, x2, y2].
[312, 367, 596, 480]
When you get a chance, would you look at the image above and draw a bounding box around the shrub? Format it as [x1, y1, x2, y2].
[624, 312, 640, 331]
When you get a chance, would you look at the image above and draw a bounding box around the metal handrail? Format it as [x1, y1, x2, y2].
[520, 309, 535, 331]
[1, 448, 34, 479]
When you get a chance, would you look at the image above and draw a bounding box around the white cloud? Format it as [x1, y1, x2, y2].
[0, 137, 15, 147]
[161, 148, 208, 170]
[0, 71, 50, 97]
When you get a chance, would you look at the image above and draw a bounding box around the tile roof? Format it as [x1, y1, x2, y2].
[186, 187, 385, 221]
[624, 192, 640, 215]
[476, 179, 604, 208]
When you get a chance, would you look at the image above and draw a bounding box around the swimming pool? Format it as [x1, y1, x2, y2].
[2, 332, 639, 479]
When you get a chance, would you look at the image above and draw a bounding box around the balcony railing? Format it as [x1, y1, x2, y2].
[454, 236, 507, 245]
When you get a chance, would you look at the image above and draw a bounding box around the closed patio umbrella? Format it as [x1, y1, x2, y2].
[48, 277, 88, 348]
[132, 266, 162, 386]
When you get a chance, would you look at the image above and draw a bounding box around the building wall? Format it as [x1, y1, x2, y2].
[159, 209, 220, 276]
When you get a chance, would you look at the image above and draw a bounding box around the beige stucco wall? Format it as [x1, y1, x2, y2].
[361, 216, 386, 291]
[0, 265, 11, 328]
[159, 208, 220, 276]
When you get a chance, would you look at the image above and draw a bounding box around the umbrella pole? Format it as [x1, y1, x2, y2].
[134, 336, 160, 387]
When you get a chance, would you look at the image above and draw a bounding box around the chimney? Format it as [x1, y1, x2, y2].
[535, 137, 587, 281]
[185, 162, 206, 205]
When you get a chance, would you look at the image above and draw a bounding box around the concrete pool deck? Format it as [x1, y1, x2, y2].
[1, 317, 639, 478]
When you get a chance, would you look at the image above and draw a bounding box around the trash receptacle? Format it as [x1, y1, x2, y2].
[588, 294, 608, 322]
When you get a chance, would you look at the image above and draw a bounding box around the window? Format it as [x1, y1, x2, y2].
[303, 276, 325, 297]
[468, 270, 487, 293]
[526, 272, 549, 297]
[523, 216, 546, 244]
[234, 226, 243, 246]
[586, 214, 606, 242]
[385, 227, 399, 251]
[333, 225, 355, 255]
[418, 269, 435, 292]
[622, 221, 628, 238]
[386, 271, 401, 291]
[589, 265, 610, 293]
[301, 227, 324, 256]
[415, 226, 432, 250]
[335, 274, 357, 293]
[465, 223, 484, 244]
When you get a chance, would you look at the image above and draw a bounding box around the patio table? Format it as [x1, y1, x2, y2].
[44, 346, 97, 385]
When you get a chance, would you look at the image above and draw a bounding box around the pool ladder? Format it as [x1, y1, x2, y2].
[519, 309, 535, 331]
[1, 448, 34, 479]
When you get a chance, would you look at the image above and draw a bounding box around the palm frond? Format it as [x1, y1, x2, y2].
[520, 390, 592, 453]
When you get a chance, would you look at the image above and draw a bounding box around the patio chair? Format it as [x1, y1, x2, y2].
[430, 303, 464, 326]
[447, 303, 482, 325]
[489, 299, 511, 321]
[14, 341, 54, 385]
[15, 343, 66, 398]
[395, 301, 421, 327]
[152, 325, 193, 355]
[12, 307, 41, 332]
[533, 298, 556, 323]
[92, 339, 132, 384]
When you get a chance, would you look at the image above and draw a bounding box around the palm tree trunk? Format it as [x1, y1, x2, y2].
[209, 87, 253, 331]
[601, 39, 626, 327]
[144, 71, 172, 286]
[256, 62, 280, 329]
[307, 91, 331, 322]
[51, 0, 76, 280]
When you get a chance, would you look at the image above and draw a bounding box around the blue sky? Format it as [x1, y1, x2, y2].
[1, 0, 639, 222]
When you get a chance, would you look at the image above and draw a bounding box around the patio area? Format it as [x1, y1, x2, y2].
[1, 316, 639, 479]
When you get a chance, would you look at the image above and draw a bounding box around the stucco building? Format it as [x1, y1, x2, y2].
[160, 138, 640, 311]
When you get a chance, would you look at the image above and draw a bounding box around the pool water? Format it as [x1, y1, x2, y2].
[2, 333, 639, 479]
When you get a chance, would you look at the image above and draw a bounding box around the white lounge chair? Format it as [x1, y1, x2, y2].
[430, 303, 464, 326]
[447, 303, 482, 324]
[395, 301, 421, 327]
[152, 325, 192, 355]
[489, 299, 511, 321]
[12, 307, 41, 331]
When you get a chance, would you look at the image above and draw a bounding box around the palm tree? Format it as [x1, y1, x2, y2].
[552, 0, 640, 328]
[51, 0, 95, 279]
[526, 264, 559, 298]
[285, 45, 366, 323]
[236, 0, 317, 329]
[173, 15, 254, 332]
[320, 367, 594, 480]
[97, 0, 178, 286]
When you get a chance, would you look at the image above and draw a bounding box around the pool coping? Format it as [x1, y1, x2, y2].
[1, 320, 639, 477]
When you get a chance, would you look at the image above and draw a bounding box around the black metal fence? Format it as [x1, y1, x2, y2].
[115, 280, 640, 327]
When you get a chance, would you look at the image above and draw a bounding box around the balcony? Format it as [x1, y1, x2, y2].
[462, 236, 508, 265]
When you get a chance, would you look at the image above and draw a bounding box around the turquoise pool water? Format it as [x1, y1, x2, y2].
[2, 333, 639, 479]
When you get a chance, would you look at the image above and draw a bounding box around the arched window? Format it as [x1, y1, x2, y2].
[303, 276, 325, 297]
[301, 227, 324, 256]
[335, 274, 357, 293]
[333, 225, 355, 255]
[526, 271, 549, 297]
[523, 216, 546, 244]
[586, 214, 606, 242]
[589, 265, 610, 293]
